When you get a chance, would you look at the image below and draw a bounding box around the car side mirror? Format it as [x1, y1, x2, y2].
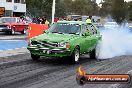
[43, 30, 49, 33]
[43, 30, 46, 33]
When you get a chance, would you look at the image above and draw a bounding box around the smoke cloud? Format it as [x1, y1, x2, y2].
[97, 24, 132, 59]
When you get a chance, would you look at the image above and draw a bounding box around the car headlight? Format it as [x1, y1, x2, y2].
[7, 25, 11, 29]
[58, 42, 70, 49]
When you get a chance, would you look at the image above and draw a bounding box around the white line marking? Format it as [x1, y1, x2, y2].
[22, 47, 26, 48]
[15, 48, 20, 50]
[7, 49, 13, 51]
[0, 50, 3, 52]
[0, 40, 24, 42]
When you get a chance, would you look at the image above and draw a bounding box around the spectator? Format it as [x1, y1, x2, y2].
[32, 18, 37, 23]
[42, 18, 46, 24]
[37, 17, 41, 24]
[54, 17, 59, 22]
[86, 16, 92, 23]
[45, 19, 49, 24]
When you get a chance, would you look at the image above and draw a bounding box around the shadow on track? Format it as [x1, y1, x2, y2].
[35, 55, 104, 66]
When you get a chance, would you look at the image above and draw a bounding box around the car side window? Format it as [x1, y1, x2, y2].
[82, 25, 90, 34]
[87, 24, 97, 34]
[18, 19, 23, 23]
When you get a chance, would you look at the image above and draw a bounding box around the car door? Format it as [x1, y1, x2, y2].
[80, 24, 93, 53]
[15, 18, 24, 32]
[87, 23, 101, 49]
[13, 18, 21, 32]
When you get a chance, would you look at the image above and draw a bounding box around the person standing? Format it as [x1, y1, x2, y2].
[37, 17, 41, 24]
[86, 16, 92, 23]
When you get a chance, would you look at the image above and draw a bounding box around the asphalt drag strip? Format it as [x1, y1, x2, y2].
[0, 53, 132, 88]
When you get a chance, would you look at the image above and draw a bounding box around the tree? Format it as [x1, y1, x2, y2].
[127, 1, 132, 21]
[70, 0, 99, 15]
[111, 0, 127, 24]
[26, 0, 100, 18]
[26, 0, 52, 18]
[99, 0, 113, 16]
[55, 0, 66, 17]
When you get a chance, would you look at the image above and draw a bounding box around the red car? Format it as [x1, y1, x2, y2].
[0, 17, 28, 34]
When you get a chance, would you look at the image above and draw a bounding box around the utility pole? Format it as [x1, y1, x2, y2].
[52, 0, 56, 24]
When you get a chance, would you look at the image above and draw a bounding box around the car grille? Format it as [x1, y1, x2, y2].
[0, 25, 7, 27]
[31, 41, 58, 48]
[31, 41, 41, 45]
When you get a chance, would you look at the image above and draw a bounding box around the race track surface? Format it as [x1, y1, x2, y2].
[0, 54, 132, 88]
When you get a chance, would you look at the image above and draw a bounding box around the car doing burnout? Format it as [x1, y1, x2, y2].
[0, 17, 28, 34]
[28, 21, 102, 63]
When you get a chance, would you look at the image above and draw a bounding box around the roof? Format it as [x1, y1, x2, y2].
[57, 21, 87, 24]
[1, 17, 19, 19]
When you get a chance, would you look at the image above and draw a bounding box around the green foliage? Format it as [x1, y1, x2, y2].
[127, 1, 132, 21]
[26, 0, 99, 18]
[99, 0, 113, 16]
[111, 0, 127, 24]
[26, 0, 131, 22]
[100, 0, 131, 23]
[68, 0, 99, 15]
[26, 0, 52, 18]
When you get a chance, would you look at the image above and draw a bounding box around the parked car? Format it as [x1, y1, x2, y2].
[104, 22, 119, 29]
[0, 17, 28, 34]
[27, 21, 102, 63]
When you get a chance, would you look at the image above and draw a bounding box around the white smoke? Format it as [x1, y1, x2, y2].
[97, 24, 132, 59]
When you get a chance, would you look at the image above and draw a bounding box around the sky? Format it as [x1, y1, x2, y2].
[96, 0, 132, 4]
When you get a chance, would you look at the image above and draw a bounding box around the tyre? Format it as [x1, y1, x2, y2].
[9, 28, 15, 35]
[31, 54, 40, 61]
[21, 28, 27, 34]
[89, 49, 96, 59]
[95, 40, 101, 59]
[70, 46, 80, 64]
[89, 41, 101, 59]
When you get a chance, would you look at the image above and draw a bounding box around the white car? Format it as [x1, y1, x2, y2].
[104, 22, 119, 29]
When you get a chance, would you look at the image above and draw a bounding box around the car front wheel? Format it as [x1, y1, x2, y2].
[71, 47, 80, 63]
[31, 54, 40, 61]
[9, 28, 15, 35]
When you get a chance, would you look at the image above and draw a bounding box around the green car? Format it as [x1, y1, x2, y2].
[28, 21, 102, 63]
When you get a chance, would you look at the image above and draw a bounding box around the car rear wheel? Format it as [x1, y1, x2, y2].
[89, 49, 96, 59]
[89, 41, 101, 59]
[70, 47, 80, 64]
[95, 41, 101, 59]
[31, 54, 40, 61]
[21, 28, 27, 34]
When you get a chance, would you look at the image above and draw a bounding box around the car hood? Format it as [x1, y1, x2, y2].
[32, 33, 79, 43]
[0, 22, 19, 25]
[0, 23, 11, 25]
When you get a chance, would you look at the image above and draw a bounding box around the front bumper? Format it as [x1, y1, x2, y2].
[0, 28, 11, 32]
[27, 46, 71, 57]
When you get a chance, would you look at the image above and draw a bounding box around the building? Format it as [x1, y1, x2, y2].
[0, 0, 26, 17]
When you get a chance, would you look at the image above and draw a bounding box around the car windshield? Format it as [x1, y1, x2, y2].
[48, 23, 81, 35]
[0, 18, 16, 23]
